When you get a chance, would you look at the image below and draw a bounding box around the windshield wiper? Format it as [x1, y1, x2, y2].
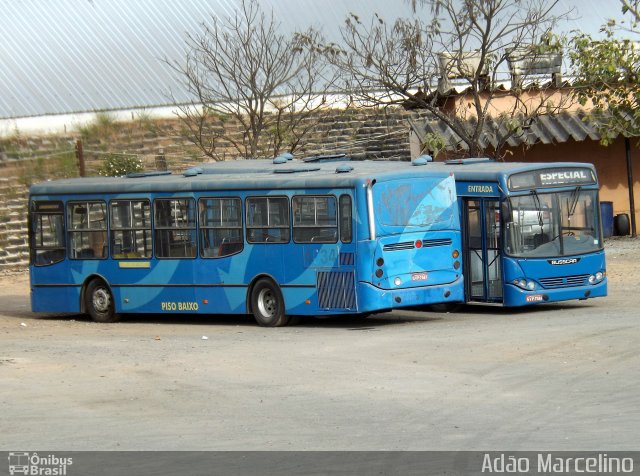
[568, 186, 582, 218]
[530, 190, 544, 231]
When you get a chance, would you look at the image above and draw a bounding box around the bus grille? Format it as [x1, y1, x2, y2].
[383, 238, 452, 251]
[339, 252, 354, 266]
[539, 274, 590, 289]
[317, 271, 356, 310]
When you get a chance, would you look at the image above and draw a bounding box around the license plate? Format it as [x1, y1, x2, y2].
[411, 272, 428, 281]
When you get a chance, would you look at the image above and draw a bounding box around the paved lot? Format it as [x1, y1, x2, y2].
[0, 238, 638, 450]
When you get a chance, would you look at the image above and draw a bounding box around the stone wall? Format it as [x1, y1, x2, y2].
[0, 107, 420, 269]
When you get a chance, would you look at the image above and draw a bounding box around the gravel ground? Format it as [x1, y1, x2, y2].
[0, 237, 638, 451]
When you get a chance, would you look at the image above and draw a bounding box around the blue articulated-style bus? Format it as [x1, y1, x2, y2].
[424, 158, 607, 307]
[28, 158, 464, 326]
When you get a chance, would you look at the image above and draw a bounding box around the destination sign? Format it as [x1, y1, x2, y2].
[32, 201, 64, 213]
[508, 167, 596, 191]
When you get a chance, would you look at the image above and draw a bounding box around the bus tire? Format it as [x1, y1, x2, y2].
[85, 279, 120, 323]
[250, 278, 288, 327]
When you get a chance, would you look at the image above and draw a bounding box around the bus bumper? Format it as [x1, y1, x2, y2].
[356, 277, 464, 313]
[503, 278, 608, 307]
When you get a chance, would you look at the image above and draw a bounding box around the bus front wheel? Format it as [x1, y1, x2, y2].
[250, 278, 288, 327]
[85, 279, 120, 323]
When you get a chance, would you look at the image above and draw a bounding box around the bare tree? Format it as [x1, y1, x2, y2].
[570, 1, 640, 144]
[327, 0, 573, 159]
[171, 0, 335, 160]
[622, 0, 640, 25]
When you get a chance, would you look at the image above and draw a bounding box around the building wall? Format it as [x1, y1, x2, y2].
[506, 137, 640, 228]
[0, 108, 420, 269]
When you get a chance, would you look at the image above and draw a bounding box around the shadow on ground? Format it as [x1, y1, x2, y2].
[17, 299, 598, 330]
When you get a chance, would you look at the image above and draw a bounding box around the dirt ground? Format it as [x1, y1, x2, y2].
[0, 237, 638, 450]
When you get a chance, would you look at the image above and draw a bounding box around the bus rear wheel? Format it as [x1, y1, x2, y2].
[250, 278, 288, 327]
[85, 279, 120, 323]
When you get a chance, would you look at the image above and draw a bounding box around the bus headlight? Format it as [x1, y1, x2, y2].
[595, 272, 604, 281]
[588, 275, 596, 284]
[513, 278, 536, 291]
[589, 272, 605, 284]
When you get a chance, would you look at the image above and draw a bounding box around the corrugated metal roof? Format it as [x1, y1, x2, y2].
[0, 0, 625, 119]
[419, 110, 620, 151]
[0, 0, 415, 119]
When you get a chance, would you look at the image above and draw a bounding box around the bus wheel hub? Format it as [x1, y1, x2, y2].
[93, 288, 111, 312]
[257, 289, 276, 317]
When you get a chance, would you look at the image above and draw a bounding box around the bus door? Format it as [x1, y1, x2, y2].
[463, 199, 503, 303]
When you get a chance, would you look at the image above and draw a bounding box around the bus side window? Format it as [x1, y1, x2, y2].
[339, 195, 352, 243]
[31, 201, 66, 266]
[110, 200, 152, 259]
[246, 196, 290, 243]
[154, 198, 197, 258]
[67, 201, 107, 259]
[199, 197, 243, 258]
[292, 195, 337, 243]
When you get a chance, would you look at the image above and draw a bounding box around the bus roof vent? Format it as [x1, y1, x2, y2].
[274, 167, 321, 174]
[273, 153, 294, 164]
[445, 157, 494, 165]
[183, 166, 204, 177]
[413, 155, 433, 166]
[303, 153, 349, 163]
[126, 171, 172, 178]
[335, 164, 354, 173]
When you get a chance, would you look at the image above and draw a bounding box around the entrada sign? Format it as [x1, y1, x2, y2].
[457, 182, 498, 196]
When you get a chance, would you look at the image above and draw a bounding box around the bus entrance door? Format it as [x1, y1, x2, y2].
[463, 199, 503, 303]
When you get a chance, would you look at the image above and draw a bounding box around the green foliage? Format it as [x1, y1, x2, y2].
[570, 11, 640, 145]
[421, 132, 447, 158]
[98, 154, 143, 177]
[530, 32, 564, 55]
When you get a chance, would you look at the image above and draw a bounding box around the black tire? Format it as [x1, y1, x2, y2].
[614, 214, 630, 236]
[85, 279, 120, 323]
[250, 278, 288, 327]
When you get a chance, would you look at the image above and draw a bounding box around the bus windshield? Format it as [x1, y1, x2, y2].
[504, 188, 602, 258]
[373, 176, 457, 232]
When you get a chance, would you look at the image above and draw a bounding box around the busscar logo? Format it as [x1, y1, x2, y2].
[548, 258, 580, 265]
[8, 452, 73, 475]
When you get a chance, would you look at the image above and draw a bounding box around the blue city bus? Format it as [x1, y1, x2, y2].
[423, 158, 607, 307]
[28, 158, 464, 326]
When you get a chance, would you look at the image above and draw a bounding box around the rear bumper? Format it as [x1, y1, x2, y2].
[356, 277, 464, 313]
[503, 278, 608, 307]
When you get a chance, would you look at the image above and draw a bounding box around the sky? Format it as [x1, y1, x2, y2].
[0, 0, 629, 120]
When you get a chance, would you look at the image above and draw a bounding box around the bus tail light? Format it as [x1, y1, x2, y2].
[415, 240, 422, 248]
[452, 250, 460, 259]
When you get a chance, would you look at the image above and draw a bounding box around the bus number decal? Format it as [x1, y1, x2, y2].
[161, 301, 199, 311]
